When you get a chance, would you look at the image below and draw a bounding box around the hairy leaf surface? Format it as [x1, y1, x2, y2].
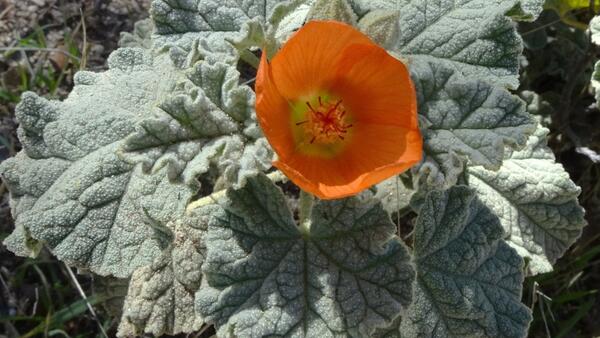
[374, 176, 414, 216]
[410, 59, 535, 188]
[119, 18, 154, 49]
[395, 0, 523, 88]
[593, 61, 600, 103]
[196, 174, 414, 337]
[0, 49, 193, 277]
[591, 15, 600, 45]
[401, 187, 532, 338]
[117, 211, 208, 337]
[510, 0, 545, 21]
[591, 16, 600, 102]
[468, 126, 586, 275]
[151, 0, 286, 49]
[121, 61, 273, 190]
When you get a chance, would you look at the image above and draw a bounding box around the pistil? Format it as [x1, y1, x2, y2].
[296, 96, 353, 144]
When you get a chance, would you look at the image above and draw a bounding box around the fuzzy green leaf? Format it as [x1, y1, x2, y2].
[591, 15, 600, 45]
[3, 222, 42, 258]
[196, 174, 414, 337]
[349, 0, 408, 16]
[591, 16, 600, 102]
[410, 59, 535, 188]
[402, 187, 532, 338]
[121, 61, 273, 190]
[373, 316, 402, 338]
[151, 0, 286, 49]
[0, 49, 197, 277]
[593, 61, 600, 103]
[374, 175, 414, 216]
[117, 211, 208, 337]
[119, 19, 154, 49]
[395, 0, 523, 88]
[509, 0, 545, 21]
[467, 125, 587, 275]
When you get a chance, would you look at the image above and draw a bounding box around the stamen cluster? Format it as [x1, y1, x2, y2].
[296, 96, 353, 144]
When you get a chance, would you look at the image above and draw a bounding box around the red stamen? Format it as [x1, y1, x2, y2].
[333, 100, 342, 110]
[298, 98, 353, 144]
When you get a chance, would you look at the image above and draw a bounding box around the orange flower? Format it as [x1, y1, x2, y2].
[256, 20, 422, 199]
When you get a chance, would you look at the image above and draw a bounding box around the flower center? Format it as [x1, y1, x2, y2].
[295, 96, 353, 145]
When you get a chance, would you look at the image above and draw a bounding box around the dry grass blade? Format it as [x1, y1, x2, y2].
[63, 264, 108, 338]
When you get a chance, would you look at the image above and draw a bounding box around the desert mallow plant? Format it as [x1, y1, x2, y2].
[0, 0, 586, 337]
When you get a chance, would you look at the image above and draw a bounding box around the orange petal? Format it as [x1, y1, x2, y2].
[274, 156, 353, 199]
[331, 43, 418, 129]
[255, 50, 296, 158]
[342, 126, 422, 193]
[275, 125, 422, 199]
[270, 20, 374, 100]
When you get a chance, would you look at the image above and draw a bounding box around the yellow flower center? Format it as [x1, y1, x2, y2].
[296, 96, 353, 143]
[290, 94, 354, 158]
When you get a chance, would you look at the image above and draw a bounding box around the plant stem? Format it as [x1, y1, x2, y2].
[239, 49, 260, 69]
[298, 190, 315, 236]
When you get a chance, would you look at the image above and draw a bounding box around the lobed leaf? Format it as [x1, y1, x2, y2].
[0, 48, 196, 277]
[196, 174, 414, 337]
[410, 59, 535, 188]
[121, 61, 273, 190]
[395, 0, 523, 88]
[467, 125, 587, 275]
[151, 0, 287, 50]
[119, 19, 154, 49]
[3, 222, 41, 258]
[401, 186, 532, 338]
[117, 211, 208, 337]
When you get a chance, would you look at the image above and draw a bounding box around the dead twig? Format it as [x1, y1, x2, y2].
[0, 3, 13, 21]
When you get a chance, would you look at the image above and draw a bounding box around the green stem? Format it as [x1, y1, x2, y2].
[298, 190, 315, 236]
[239, 49, 260, 69]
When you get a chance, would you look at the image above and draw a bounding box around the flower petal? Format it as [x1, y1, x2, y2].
[270, 20, 374, 100]
[344, 126, 422, 191]
[255, 51, 295, 157]
[275, 125, 422, 199]
[331, 43, 418, 129]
